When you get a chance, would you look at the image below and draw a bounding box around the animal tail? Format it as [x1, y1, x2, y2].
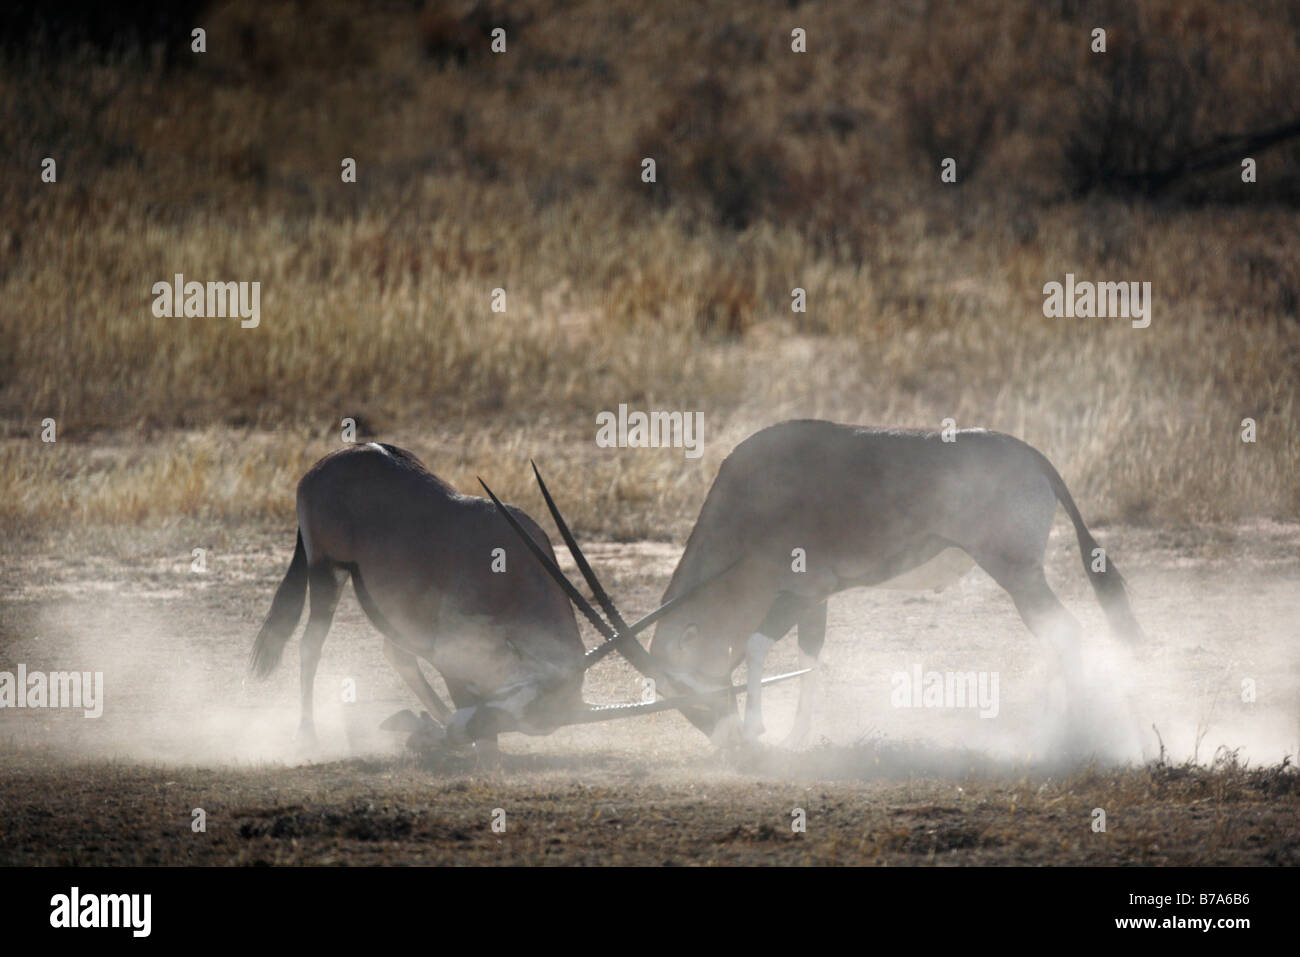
[1032, 449, 1145, 644]
[250, 529, 309, 676]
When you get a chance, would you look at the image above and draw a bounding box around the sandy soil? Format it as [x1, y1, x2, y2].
[0, 522, 1297, 865]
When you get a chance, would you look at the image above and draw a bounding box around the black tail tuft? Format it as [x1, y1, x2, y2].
[1078, 527, 1145, 644]
[1033, 450, 1145, 644]
[250, 529, 308, 677]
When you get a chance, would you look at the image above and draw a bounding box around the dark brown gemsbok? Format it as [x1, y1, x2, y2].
[250, 442, 804, 753]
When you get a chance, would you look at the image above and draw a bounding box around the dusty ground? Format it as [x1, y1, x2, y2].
[0, 521, 1297, 865]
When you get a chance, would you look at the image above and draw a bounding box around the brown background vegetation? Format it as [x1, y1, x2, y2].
[1, 0, 1297, 536]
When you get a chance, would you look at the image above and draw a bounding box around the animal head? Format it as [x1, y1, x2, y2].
[478, 465, 751, 739]
[647, 585, 745, 694]
[648, 548, 782, 691]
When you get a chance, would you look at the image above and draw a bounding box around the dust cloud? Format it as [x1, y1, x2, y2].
[3, 530, 1295, 783]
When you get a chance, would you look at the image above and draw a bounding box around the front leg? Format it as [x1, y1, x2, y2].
[783, 651, 820, 748]
[473, 735, 501, 770]
[782, 600, 827, 749]
[743, 632, 774, 739]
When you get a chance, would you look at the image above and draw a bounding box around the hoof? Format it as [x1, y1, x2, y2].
[473, 739, 502, 770]
[780, 724, 811, 750]
[405, 718, 449, 755]
[382, 709, 448, 754]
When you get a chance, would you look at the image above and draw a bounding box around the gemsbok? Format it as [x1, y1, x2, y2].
[250, 442, 800, 753]
[499, 421, 1144, 748]
[663, 420, 1144, 744]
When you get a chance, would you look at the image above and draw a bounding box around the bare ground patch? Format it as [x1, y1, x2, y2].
[0, 523, 1296, 865]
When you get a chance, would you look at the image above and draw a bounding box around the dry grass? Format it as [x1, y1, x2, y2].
[1, 0, 1297, 537]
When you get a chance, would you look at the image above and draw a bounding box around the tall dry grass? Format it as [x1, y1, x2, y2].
[1, 0, 1297, 537]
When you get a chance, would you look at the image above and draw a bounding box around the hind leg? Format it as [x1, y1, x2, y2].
[783, 601, 828, 749]
[974, 557, 1085, 716]
[382, 639, 452, 723]
[352, 568, 454, 725]
[298, 563, 344, 745]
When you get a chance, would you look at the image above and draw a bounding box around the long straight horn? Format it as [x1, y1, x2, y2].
[531, 460, 630, 632]
[560, 668, 811, 726]
[478, 478, 662, 683]
[527, 462, 743, 671]
[579, 579, 729, 668]
[480, 475, 737, 738]
[477, 478, 619, 647]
